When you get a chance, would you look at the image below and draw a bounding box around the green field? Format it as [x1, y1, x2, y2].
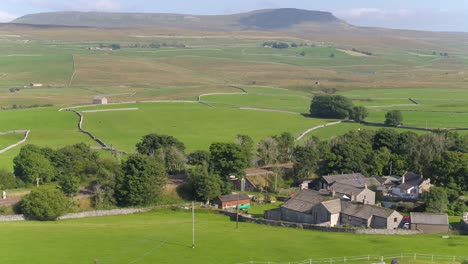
[0, 133, 24, 150]
[0, 108, 96, 171]
[0, 209, 466, 264]
[81, 102, 334, 152]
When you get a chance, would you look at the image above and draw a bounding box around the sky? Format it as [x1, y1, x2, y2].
[0, 0, 467, 32]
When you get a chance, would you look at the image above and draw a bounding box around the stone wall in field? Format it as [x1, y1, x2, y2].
[0, 208, 153, 222]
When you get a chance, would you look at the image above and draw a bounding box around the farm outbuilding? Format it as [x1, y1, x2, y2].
[410, 212, 449, 233]
[30, 83, 43, 87]
[214, 193, 250, 210]
[93, 97, 108, 105]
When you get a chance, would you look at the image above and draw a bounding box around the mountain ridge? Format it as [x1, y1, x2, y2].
[11, 8, 347, 31]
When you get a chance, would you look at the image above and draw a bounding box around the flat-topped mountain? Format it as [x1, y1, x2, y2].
[11, 8, 347, 31]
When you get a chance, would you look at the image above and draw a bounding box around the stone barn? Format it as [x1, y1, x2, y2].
[410, 212, 449, 233]
[93, 97, 108, 105]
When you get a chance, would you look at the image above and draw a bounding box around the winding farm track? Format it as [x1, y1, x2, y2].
[0, 130, 31, 154]
[296, 121, 343, 141]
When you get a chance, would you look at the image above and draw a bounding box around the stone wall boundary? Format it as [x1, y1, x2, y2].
[0, 130, 30, 154]
[0, 204, 190, 222]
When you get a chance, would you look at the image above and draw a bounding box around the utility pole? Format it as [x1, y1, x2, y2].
[192, 201, 195, 249]
[236, 193, 239, 229]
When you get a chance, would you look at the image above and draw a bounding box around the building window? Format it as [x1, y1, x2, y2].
[394, 217, 398, 222]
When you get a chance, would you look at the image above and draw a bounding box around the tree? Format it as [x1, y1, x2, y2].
[384, 110, 403, 126]
[19, 187, 69, 220]
[310, 95, 353, 119]
[431, 151, 468, 190]
[115, 154, 166, 206]
[158, 146, 187, 174]
[188, 150, 211, 166]
[0, 170, 17, 190]
[274, 132, 295, 163]
[136, 134, 186, 174]
[293, 139, 319, 180]
[188, 165, 222, 203]
[57, 174, 80, 197]
[13, 145, 56, 185]
[236, 134, 255, 166]
[209, 143, 249, 179]
[110, 43, 121, 50]
[89, 158, 122, 209]
[52, 143, 99, 180]
[424, 187, 448, 213]
[368, 147, 392, 176]
[349, 106, 369, 123]
[373, 128, 399, 152]
[323, 130, 373, 174]
[257, 137, 279, 166]
[136, 134, 185, 157]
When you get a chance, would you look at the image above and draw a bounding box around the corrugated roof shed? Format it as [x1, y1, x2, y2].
[218, 193, 250, 202]
[410, 212, 448, 225]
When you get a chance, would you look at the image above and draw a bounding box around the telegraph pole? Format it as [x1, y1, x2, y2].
[192, 201, 195, 249]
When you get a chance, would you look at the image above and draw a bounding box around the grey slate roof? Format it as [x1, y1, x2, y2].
[330, 182, 365, 196]
[321, 173, 365, 184]
[217, 193, 250, 202]
[321, 199, 342, 214]
[336, 177, 381, 188]
[410, 212, 449, 225]
[341, 202, 397, 220]
[396, 171, 424, 190]
[281, 189, 335, 213]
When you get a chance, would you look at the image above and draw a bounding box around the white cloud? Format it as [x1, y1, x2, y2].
[0, 10, 18, 22]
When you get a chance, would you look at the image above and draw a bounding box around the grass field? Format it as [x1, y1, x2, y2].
[81, 102, 334, 152]
[0, 107, 96, 171]
[0, 133, 24, 150]
[0, 209, 466, 264]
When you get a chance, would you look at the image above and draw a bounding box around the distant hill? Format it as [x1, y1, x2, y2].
[11, 8, 347, 31]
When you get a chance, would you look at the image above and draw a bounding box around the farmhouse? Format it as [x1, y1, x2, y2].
[330, 182, 376, 205]
[374, 175, 401, 194]
[410, 212, 449, 233]
[93, 97, 108, 105]
[392, 172, 431, 199]
[214, 193, 250, 210]
[315, 173, 377, 205]
[264, 189, 401, 229]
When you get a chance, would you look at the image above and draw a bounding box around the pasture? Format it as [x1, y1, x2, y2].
[0, 107, 96, 171]
[80, 102, 334, 152]
[0, 209, 466, 264]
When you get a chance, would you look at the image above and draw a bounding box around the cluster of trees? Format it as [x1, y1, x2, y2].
[128, 42, 186, 49]
[309, 95, 403, 126]
[309, 95, 369, 122]
[263, 41, 290, 49]
[351, 48, 373, 56]
[432, 51, 449, 57]
[262, 42, 314, 49]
